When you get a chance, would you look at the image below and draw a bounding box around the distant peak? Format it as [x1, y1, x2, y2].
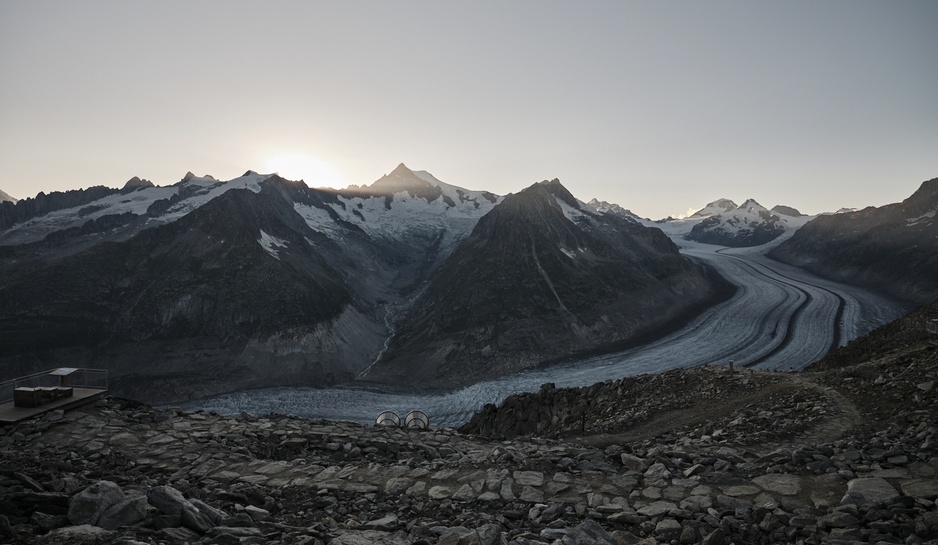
[391, 163, 413, 175]
[121, 176, 154, 192]
[370, 163, 433, 192]
[772, 204, 804, 217]
[739, 198, 765, 209]
[691, 198, 738, 217]
[242, 170, 259, 177]
[180, 171, 217, 184]
[587, 198, 639, 219]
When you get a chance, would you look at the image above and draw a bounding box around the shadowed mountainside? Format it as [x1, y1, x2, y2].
[769, 177, 938, 304]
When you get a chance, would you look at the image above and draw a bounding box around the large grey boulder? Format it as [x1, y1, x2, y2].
[900, 479, 938, 500]
[189, 497, 229, 525]
[840, 477, 900, 506]
[67, 481, 124, 526]
[561, 519, 617, 545]
[97, 495, 148, 530]
[147, 485, 213, 533]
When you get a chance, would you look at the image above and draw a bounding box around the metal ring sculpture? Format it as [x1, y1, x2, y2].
[374, 410, 401, 427]
[404, 410, 429, 430]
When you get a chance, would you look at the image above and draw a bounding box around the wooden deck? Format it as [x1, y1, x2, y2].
[0, 387, 106, 424]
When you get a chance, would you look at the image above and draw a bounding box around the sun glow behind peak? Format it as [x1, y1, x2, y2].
[264, 152, 346, 189]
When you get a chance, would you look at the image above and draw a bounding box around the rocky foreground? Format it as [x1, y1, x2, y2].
[2, 311, 938, 544]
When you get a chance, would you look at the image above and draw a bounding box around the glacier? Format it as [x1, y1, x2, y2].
[182, 236, 910, 428]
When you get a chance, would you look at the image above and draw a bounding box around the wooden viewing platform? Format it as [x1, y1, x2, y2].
[0, 368, 108, 425]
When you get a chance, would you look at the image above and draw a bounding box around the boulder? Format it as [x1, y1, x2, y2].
[147, 485, 213, 533]
[561, 519, 617, 545]
[67, 481, 124, 526]
[97, 495, 148, 530]
[840, 477, 900, 506]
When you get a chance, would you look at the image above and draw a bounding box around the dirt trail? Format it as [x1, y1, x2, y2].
[747, 373, 865, 457]
[576, 370, 866, 454]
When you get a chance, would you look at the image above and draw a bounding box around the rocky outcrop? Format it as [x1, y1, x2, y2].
[769, 177, 938, 304]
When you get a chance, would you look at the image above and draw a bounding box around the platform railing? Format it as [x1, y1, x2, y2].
[0, 368, 108, 405]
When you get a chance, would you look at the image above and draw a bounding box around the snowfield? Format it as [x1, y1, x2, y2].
[183, 234, 910, 428]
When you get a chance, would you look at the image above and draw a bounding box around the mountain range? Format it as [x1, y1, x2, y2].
[1, 169, 936, 402]
[0, 165, 723, 401]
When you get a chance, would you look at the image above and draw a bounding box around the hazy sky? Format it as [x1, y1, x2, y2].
[1, 1, 936, 219]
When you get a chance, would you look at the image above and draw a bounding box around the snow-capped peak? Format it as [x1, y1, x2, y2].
[691, 199, 738, 218]
[0, 188, 17, 204]
[736, 198, 770, 214]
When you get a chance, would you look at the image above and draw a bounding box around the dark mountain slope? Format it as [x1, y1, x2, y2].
[0, 179, 385, 401]
[364, 179, 728, 387]
[769, 177, 938, 304]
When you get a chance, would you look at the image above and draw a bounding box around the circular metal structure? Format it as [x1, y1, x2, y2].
[404, 410, 429, 430]
[374, 410, 400, 427]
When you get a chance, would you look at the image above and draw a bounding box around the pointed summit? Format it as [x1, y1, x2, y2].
[390, 162, 413, 176]
[738, 198, 768, 212]
[370, 163, 432, 193]
[0, 188, 16, 204]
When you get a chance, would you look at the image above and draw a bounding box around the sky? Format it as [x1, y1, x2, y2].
[1, 1, 936, 220]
